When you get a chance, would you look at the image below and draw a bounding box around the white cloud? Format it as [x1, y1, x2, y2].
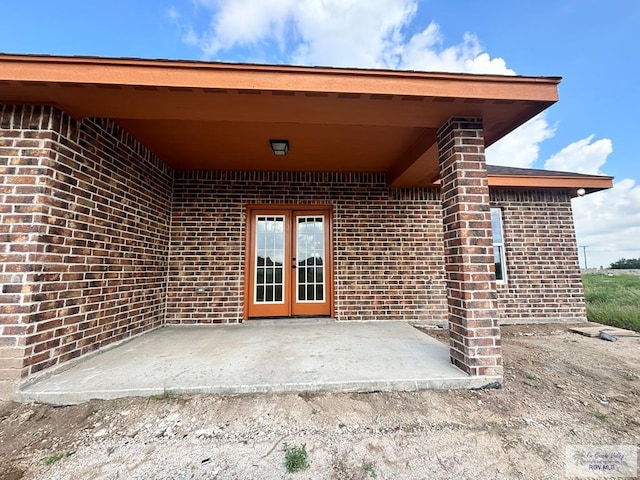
[485, 115, 556, 167]
[193, 0, 300, 57]
[184, 0, 416, 65]
[290, 0, 417, 68]
[573, 179, 640, 268]
[398, 27, 515, 74]
[179, 0, 513, 73]
[539, 134, 637, 268]
[544, 135, 612, 174]
[167, 5, 200, 47]
[167, 6, 179, 20]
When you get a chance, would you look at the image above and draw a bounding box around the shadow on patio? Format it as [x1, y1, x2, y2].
[18, 321, 499, 404]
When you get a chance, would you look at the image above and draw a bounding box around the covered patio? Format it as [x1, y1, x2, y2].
[16, 321, 494, 405]
[0, 54, 581, 401]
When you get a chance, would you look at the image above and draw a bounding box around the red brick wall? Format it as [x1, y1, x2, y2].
[491, 188, 587, 322]
[167, 171, 449, 323]
[0, 105, 173, 379]
[1, 104, 588, 392]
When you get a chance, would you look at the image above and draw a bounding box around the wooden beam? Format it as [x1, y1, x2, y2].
[386, 129, 437, 186]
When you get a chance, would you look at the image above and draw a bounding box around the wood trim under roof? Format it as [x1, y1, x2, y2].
[0, 53, 562, 99]
[485, 165, 613, 196]
[0, 53, 593, 191]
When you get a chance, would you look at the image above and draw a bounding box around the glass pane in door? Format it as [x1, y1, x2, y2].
[255, 216, 285, 303]
[296, 216, 325, 302]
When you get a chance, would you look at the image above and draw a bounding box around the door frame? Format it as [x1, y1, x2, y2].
[243, 204, 334, 320]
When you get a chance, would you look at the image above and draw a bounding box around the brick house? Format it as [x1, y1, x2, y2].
[0, 54, 612, 400]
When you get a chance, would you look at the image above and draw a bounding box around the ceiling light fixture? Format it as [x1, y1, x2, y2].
[269, 139, 289, 156]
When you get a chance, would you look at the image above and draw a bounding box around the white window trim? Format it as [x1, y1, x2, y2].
[491, 208, 508, 284]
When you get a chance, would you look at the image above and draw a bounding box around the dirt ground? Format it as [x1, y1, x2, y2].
[1, 323, 638, 480]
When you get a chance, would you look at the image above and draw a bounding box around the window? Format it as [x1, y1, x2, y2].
[491, 208, 507, 283]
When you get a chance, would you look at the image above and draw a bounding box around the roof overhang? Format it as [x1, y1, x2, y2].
[0, 54, 564, 188]
[487, 173, 613, 197]
[482, 165, 613, 196]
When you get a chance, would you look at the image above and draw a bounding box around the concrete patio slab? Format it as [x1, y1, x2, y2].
[17, 321, 500, 404]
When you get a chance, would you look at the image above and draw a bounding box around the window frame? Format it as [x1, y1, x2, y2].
[491, 207, 507, 284]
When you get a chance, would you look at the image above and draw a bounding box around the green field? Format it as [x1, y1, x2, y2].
[582, 274, 640, 333]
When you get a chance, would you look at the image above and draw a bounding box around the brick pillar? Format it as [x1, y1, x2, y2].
[0, 105, 54, 399]
[437, 117, 502, 378]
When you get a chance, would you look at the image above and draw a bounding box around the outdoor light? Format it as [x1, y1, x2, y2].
[577, 188, 586, 197]
[269, 139, 289, 156]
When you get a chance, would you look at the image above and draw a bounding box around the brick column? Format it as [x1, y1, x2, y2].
[0, 105, 53, 399]
[437, 117, 502, 378]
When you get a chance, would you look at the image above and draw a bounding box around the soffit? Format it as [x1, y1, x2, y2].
[0, 54, 562, 187]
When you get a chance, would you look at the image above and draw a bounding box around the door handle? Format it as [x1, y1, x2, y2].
[292, 258, 296, 269]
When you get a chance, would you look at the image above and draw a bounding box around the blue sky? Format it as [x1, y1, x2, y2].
[2, 0, 638, 267]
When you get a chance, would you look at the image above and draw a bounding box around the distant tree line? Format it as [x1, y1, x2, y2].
[610, 258, 640, 269]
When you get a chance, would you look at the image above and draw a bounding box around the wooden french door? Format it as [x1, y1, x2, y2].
[246, 206, 332, 318]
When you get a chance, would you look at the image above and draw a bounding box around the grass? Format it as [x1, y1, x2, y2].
[145, 387, 184, 405]
[43, 451, 75, 465]
[582, 274, 640, 333]
[363, 462, 378, 478]
[593, 409, 608, 422]
[283, 443, 309, 473]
